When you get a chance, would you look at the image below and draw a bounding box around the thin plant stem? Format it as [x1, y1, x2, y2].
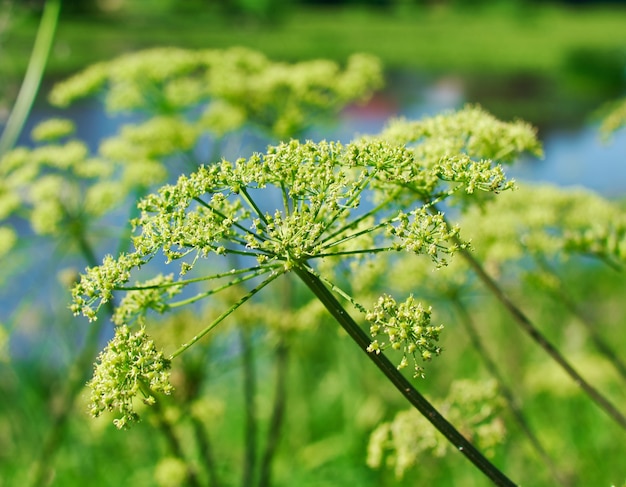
[457, 244, 626, 430]
[533, 255, 626, 383]
[144, 386, 201, 487]
[292, 264, 517, 487]
[115, 188, 148, 257]
[0, 0, 60, 156]
[168, 266, 278, 309]
[240, 325, 257, 487]
[169, 270, 282, 359]
[118, 265, 272, 291]
[321, 190, 399, 244]
[451, 296, 570, 486]
[257, 275, 292, 487]
[425, 201, 626, 430]
[190, 415, 222, 487]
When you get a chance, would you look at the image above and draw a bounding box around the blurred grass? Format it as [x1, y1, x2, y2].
[2, 3, 626, 79]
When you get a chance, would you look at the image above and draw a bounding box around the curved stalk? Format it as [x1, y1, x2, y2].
[293, 264, 517, 487]
[0, 0, 61, 156]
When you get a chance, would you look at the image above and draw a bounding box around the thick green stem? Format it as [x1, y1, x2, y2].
[0, 0, 60, 156]
[292, 264, 517, 487]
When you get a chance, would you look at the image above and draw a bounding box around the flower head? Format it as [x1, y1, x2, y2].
[88, 325, 172, 429]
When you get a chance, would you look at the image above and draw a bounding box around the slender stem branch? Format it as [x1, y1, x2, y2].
[292, 264, 517, 487]
[240, 325, 257, 487]
[458, 245, 626, 430]
[451, 297, 569, 486]
[167, 266, 276, 309]
[321, 191, 397, 244]
[118, 265, 274, 291]
[533, 255, 626, 383]
[320, 219, 389, 252]
[193, 197, 269, 245]
[169, 270, 282, 359]
[311, 247, 397, 259]
[318, 169, 377, 234]
[240, 187, 269, 226]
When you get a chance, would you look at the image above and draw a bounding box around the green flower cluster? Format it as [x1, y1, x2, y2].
[378, 105, 542, 163]
[71, 253, 145, 321]
[70, 107, 537, 426]
[366, 294, 443, 378]
[387, 208, 465, 267]
[367, 379, 505, 479]
[460, 183, 626, 268]
[88, 325, 172, 429]
[112, 274, 182, 327]
[0, 120, 113, 241]
[1, 48, 383, 255]
[72, 135, 480, 322]
[49, 46, 383, 138]
[370, 105, 542, 205]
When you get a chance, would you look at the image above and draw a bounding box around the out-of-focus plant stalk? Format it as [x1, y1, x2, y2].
[0, 0, 60, 156]
[451, 296, 570, 486]
[457, 243, 626, 430]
